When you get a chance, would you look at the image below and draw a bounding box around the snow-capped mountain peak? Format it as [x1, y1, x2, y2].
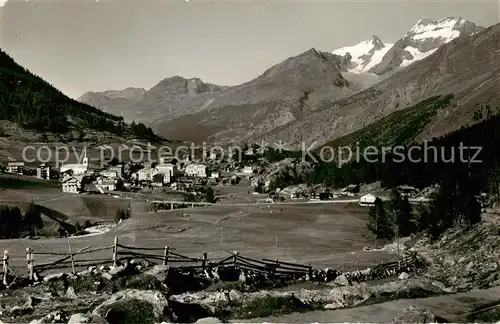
[407, 17, 465, 43]
[367, 17, 484, 74]
[332, 35, 393, 73]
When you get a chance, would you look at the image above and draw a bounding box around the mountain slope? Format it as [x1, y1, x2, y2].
[369, 17, 484, 75]
[78, 87, 147, 121]
[78, 76, 228, 123]
[259, 22, 500, 149]
[0, 49, 158, 141]
[156, 48, 357, 143]
[332, 35, 394, 73]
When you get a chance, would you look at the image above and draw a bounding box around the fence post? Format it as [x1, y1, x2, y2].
[163, 246, 170, 266]
[68, 239, 76, 274]
[308, 264, 313, 280]
[202, 252, 208, 271]
[232, 251, 238, 266]
[26, 247, 33, 281]
[112, 237, 118, 267]
[2, 250, 8, 286]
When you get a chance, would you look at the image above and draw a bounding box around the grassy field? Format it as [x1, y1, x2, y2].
[0, 174, 59, 190]
[1, 202, 396, 274]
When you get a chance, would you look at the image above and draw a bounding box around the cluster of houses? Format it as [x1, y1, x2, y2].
[58, 152, 218, 194]
[1, 149, 253, 195]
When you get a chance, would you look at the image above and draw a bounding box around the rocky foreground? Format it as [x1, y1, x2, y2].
[0, 217, 500, 324]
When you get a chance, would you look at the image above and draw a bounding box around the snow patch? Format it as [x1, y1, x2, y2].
[332, 38, 394, 73]
[400, 46, 438, 68]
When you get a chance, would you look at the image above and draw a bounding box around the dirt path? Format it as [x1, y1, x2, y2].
[234, 286, 500, 323]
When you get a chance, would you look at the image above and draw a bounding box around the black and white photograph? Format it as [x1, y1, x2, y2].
[0, 0, 499, 323]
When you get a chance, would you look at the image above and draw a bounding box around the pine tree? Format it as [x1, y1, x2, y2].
[388, 188, 415, 236]
[24, 202, 43, 236]
[205, 187, 215, 203]
[367, 197, 393, 247]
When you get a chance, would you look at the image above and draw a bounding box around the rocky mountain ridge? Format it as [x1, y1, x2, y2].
[78, 18, 495, 148]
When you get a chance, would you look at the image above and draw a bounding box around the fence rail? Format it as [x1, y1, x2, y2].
[0, 236, 422, 286]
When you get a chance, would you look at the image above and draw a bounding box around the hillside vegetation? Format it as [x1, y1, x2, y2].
[322, 94, 454, 151]
[0, 49, 158, 141]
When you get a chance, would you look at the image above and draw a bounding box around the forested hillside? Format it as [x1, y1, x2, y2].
[0, 49, 158, 141]
[306, 98, 499, 192]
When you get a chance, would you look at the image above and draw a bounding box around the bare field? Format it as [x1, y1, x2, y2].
[1, 203, 396, 274]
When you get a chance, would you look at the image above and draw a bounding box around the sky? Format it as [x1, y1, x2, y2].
[1, 0, 499, 99]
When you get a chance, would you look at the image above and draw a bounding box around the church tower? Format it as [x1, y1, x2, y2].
[82, 148, 88, 166]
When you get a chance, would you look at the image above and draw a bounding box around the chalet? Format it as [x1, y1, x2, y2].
[7, 162, 24, 175]
[210, 172, 220, 179]
[359, 194, 377, 206]
[185, 164, 207, 178]
[36, 163, 51, 180]
[62, 175, 84, 193]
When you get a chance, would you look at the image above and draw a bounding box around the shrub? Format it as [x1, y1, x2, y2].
[104, 298, 156, 324]
[230, 295, 313, 319]
[125, 275, 163, 291]
[115, 208, 130, 223]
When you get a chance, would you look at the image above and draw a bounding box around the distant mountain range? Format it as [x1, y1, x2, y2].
[78, 17, 497, 148]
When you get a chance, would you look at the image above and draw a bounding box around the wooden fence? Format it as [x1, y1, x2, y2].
[0, 236, 422, 285]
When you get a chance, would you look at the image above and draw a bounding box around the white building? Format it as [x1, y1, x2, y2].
[210, 172, 220, 179]
[156, 163, 177, 178]
[242, 166, 254, 175]
[7, 162, 24, 175]
[62, 175, 84, 193]
[185, 164, 207, 178]
[100, 170, 118, 179]
[36, 163, 51, 180]
[96, 178, 117, 192]
[136, 167, 158, 182]
[359, 194, 377, 206]
[60, 149, 89, 175]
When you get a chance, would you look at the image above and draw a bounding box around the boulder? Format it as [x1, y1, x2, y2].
[145, 265, 170, 282]
[31, 310, 68, 323]
[43, 273, 65, 283]
[68, 314, 90, 324]
[108, 264, 129, 277]
[67, 314, 108, 324]
[398, 272, 410, 280]
[194, 318, 221, 324]
[228, 289, 244, 304]
[25, 296, 42, 308]
[92, 289, 171, 323]
[391, 305, 436, 324]
[66, 287, 78, 299]
[333, 274, 350, 286]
